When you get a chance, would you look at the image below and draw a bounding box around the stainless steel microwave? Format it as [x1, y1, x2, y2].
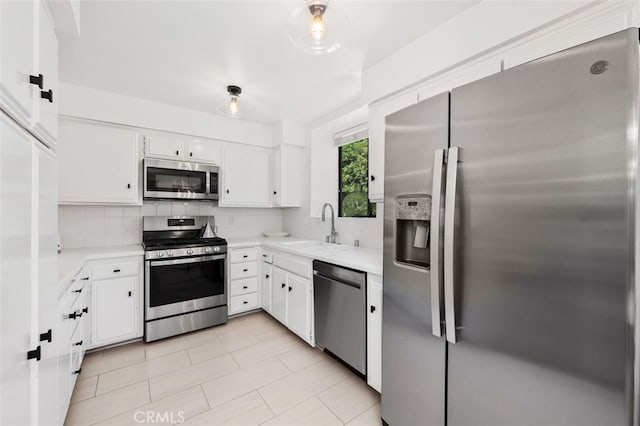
[143, 158, 219, 201]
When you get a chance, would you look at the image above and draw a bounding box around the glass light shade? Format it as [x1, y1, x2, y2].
[217, 96, 244, 118]
[287, 0, 348, 55]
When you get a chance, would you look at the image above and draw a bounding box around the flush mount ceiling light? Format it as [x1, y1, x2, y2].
[287, 0, 349, 55]
[218, 85, 244, 118]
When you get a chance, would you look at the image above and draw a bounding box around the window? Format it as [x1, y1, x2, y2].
[338, 138, 376, 217]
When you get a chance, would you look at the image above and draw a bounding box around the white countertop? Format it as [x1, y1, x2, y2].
[226, 237, 383, 276]
[58, 245, 144, 296]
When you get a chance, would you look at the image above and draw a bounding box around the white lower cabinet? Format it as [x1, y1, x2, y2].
[89, 257, 143, 348]
[367, 274, 383, 393]
[271, 266, 287, 323]
[261, 261, 273, 313]
[286, 274, 311, 341]
[228, 247, 261, 315]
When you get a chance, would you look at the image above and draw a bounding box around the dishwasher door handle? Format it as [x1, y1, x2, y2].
[313, 271, 362, 289]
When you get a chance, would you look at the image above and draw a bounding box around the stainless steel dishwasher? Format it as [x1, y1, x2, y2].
[313, 260, 367, 375]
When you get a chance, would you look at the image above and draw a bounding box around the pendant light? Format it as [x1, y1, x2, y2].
[287, 0, 348, 55]
[218, 85, 243, 118]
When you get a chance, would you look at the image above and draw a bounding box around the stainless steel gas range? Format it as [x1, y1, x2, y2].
[143, 216, 227, 342]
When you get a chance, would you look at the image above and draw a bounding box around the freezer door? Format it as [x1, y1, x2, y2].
[447, 29, 637, 425]
[382, 92, 449, 426]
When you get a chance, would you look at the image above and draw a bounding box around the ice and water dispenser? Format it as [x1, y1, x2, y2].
[395, 194, 431, 269]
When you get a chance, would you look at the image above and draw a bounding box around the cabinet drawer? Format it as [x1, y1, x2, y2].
[92, 261, 138, 280]
[260, 251, 274, 264]
[273, 253, 311, 279]
[230, 277, 258, 296]
[230, 248, 258, 263]
[230, 261, 258, 279]
[229, 293, 259, 314]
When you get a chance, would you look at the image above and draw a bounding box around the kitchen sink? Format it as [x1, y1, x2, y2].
[278, 240, 326, 248]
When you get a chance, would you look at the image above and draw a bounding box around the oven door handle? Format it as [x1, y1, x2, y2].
[149, 254, 226, 266]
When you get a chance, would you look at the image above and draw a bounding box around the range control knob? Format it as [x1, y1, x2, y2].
[204, 247, 213, 254]
[156, 251, 164, 258]
[166, 250, 173, 257]
[214, 246, 220, 253]
[186, 248, 194, 255]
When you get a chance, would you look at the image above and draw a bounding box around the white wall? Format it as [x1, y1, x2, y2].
[59, 202, 283, 249]
[58, 82, 273, 147]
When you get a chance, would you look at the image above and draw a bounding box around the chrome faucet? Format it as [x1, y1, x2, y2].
[321, 202, 338, 243]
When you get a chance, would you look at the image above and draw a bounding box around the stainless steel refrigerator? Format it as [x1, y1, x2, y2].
[382, 28, 639, 426]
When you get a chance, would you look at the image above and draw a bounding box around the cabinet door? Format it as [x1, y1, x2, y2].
[58, 120, 140, 204]
[92, 277, 137, 345]
[261, 263, 272, 313]
[367, 278, 383, 393]
[186, 139, 220, 164]
[222, 148, 271, 206]
[0, 115, 34, 426]
[36, 143, 59, 423]
[278, 145, 303, 207]
[271, 267, 287, 323]
[0, 0, 35, 125]
[32, 3, 58, 146]
[286, 274, 311, 343]
[144, 133, 184, 159]
[271, 146, 282, 206]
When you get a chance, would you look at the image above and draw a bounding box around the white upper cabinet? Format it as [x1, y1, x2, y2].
[271, 145, 304, 207]
[144, 133, 183, 159]
[58, 120, 141, 205]
[32, 3, 59, 146]
[0, 0, 35, 125]
[221, 147, 271, 207]
[0, 1, 58, 148]
[186, 139, 220, 164]
[368, 92, 417, 202]
[144, 134, 220, 165]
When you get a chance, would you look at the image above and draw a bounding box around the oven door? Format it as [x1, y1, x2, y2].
[144, 159, 217, 200]
[145, 254, 226, 320]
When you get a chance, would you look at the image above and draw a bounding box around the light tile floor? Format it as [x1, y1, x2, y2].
[65, 311, 381, 426]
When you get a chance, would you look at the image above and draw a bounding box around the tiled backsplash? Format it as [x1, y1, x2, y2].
[59, 201, 284, 249]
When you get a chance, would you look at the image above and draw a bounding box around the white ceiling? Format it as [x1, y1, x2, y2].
[59, 1, 477, 125]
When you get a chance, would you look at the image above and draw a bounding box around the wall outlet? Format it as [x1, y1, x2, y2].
[229, 216, 234, 225]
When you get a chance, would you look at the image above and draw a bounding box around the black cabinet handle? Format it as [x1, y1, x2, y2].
[243, 285, 248, 289]
[281, 283, 285, 288]
[226, 189, 230, 194]
[175, 150, 179, 156]
[190, 152, 193, 157]
[81, 277, 89, 281]
[128, 291, 132, 297]
[72, 289, 82, 293]
[243, 268, 248, 272]
[266, 274, 270, 279]
[40, 89, 53, 103]
[113, 269, 121, 273]
[243, 255, 248, 258]
[74, 340, 83, 346]
[68, 311, 79, 320]
[40, 329, 52, 343]
[370, 175, 375, 181]
[73, 368, 82, 375]
[27, 346, 41, 361]
[370, 305, 376, 313]
[262, 254, 267, 258]
[273, 191, 277, 195]
[29, 73, 43, 89]
[288, 286, 292, 292]
[243, 301, 248, 304]
[82, 307, 88, 313]
[127, 183, 131, 189]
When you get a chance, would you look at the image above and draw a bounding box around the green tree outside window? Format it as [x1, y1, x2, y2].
[339, 138, 376, 217]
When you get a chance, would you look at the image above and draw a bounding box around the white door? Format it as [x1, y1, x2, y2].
[261, 263, 272, 313]
[92, 277, 137, 345]
[366, 280, 383, 393]
[271, 267, 287, 324]
[58, 120, 140, 204]
[36, 142, 59, 423]
[144, 133, 184, 159]
[186, 139, 220, 164]
[222, 147, 271, 206]
[0, 0, 35, 125]
[32, 3, 58, 146]
[286, 274, 311, 342]
[0, 115, 34, 426]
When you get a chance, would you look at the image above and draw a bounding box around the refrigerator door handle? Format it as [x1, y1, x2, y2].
[444, 146, 460, 343]
[430, 149, 445, 337]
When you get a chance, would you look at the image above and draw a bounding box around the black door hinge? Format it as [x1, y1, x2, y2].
[39, 329, 52, 343]
[27, 345, 41, 361]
